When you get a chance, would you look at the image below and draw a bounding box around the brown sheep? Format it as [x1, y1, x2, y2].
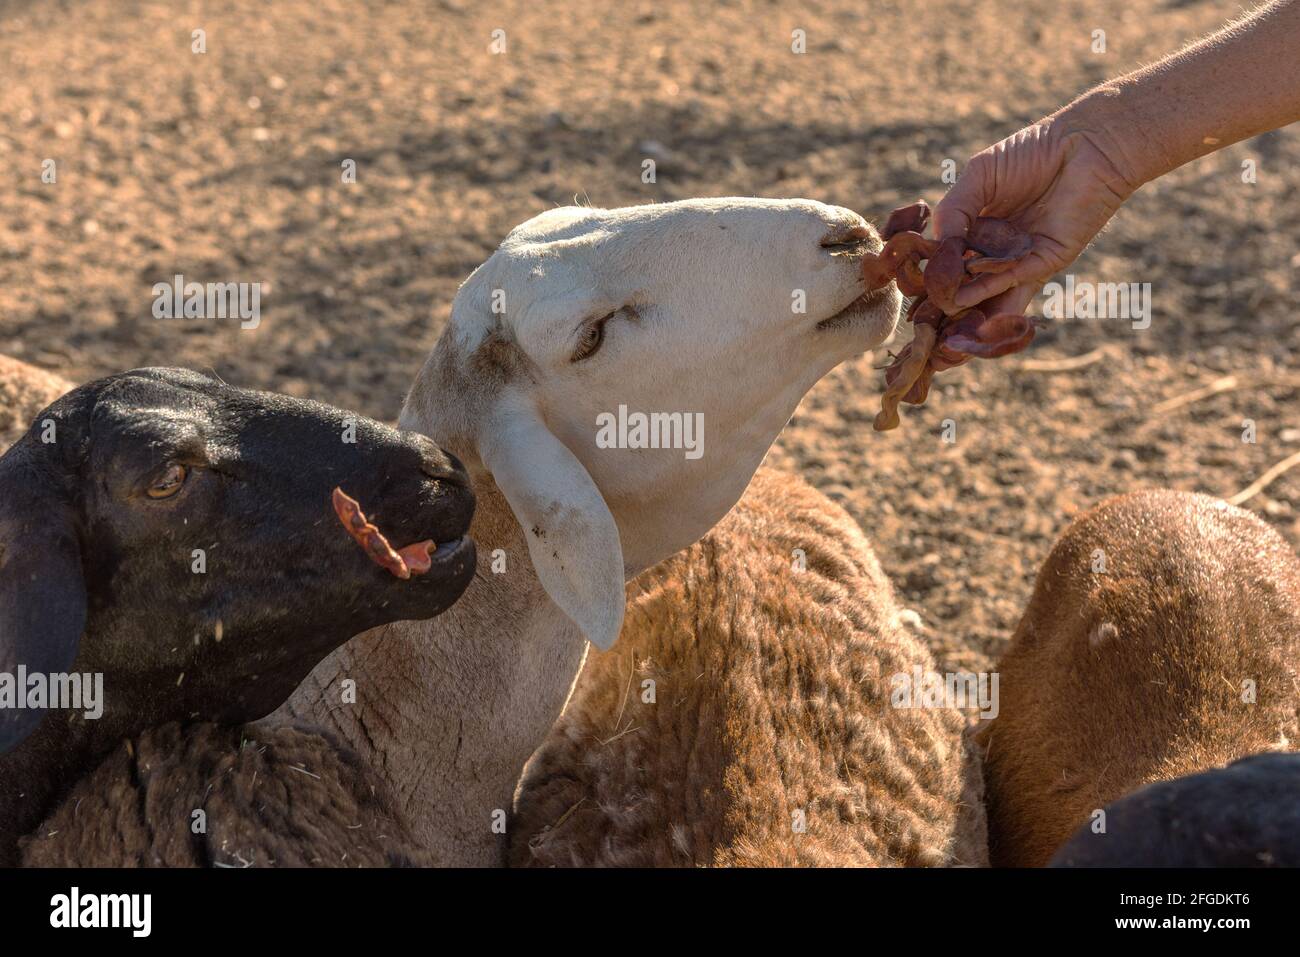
[0, 355, 71, 453]
[509, 467, 988, 867]
[975, 489, 1300, 867]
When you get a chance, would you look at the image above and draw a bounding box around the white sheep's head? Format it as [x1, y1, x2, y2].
[402, 197, 901, 649]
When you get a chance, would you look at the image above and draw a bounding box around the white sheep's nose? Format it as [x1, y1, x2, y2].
[818, 220, 883, 257]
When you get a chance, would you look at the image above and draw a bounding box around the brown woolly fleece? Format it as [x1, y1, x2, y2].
[509, 467, 987, 867]
[21, 722, 434, 867]
[976, 489, 1300, 867]
[0, 355, 70, 452]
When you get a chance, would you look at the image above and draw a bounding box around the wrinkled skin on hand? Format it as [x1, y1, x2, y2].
[865, 200, 1038, 431]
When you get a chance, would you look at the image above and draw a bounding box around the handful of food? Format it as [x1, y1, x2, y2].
[864, 201, 1039, 431]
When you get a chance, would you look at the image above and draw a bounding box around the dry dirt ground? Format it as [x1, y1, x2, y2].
[1, 0, 1297, 672]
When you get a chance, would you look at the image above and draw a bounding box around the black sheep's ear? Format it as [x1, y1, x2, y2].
[0, 452, 88, 754]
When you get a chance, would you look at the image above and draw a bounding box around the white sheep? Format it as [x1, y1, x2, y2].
[273, 197, 986, 866]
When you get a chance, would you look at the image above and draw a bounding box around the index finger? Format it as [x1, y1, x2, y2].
[933, 153, 994, 241]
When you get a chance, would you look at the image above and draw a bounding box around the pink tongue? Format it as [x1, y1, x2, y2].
[397, 540, 436, 576]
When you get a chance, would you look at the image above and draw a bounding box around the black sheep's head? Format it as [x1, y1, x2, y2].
[0, 368, 476, 753]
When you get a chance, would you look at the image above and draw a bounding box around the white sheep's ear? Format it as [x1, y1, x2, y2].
[478, 397, 625, 649]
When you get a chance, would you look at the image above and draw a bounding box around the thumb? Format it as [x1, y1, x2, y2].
[954, 251, 1052, 309]
[969, 281, 1042, 321]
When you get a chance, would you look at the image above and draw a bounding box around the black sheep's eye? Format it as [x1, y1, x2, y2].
[571, 312, 614, 363]
[146, 463, 188, 499]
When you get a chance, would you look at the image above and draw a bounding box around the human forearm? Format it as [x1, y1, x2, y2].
[1057, 0, 1300, 188]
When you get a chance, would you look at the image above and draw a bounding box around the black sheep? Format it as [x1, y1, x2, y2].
[1, 368, 475, 866]
[1051, 752, 1300, 867]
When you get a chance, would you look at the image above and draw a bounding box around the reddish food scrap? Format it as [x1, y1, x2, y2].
[922, 236, 968, 315]
[882, 201, 932, 238]
[331, 487, 437, 580]
[942, 309, 1037, 358]
[861, 230, 937, 294]
[864, 200, 1039, 431]
[967, 216, 1033, 260]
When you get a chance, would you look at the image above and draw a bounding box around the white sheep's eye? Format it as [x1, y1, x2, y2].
[146, 463, 188, 499]
[571, 312, 614, 363]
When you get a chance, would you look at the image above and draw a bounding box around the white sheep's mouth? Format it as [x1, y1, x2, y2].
[815, 284, 894, 331]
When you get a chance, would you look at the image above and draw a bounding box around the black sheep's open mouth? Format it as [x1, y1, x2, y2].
[331, 487, 470, 580]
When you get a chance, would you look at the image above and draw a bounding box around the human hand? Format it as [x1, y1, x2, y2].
[933, 112, 1141, 318]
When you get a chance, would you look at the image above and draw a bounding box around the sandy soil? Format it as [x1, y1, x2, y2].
[2, 0, 1297, 671]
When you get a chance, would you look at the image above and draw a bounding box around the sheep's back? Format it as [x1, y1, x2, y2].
[22, 722, 434, 867]
[510, 466, 985, 867]
[977, 490, 1300, 866]
[0, 355, 72, 454]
